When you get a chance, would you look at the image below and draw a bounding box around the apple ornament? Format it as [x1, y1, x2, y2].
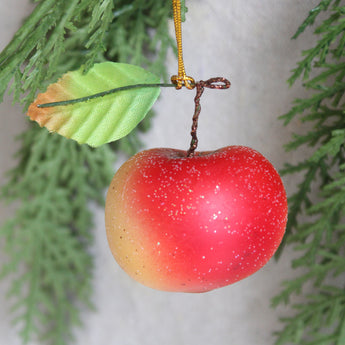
[105, 145, 287, 293]
[105, 78, 287, 293]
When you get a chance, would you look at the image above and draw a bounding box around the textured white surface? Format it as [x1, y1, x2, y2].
[0, 1, 318, 344]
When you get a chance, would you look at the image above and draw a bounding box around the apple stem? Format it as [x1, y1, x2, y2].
[187, 77, 231, 157]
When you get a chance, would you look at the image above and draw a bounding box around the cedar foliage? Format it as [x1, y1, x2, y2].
[0, 0, 179, 344]
[273, 1, 345, 344]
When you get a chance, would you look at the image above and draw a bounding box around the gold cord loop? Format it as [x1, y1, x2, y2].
[171, 0, 195, 90]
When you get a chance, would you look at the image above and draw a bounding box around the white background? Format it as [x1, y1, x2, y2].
[0, 1, 318, 344]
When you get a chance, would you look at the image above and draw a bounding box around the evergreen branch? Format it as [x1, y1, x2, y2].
[282, 163, 318, 233]
[1, 126, 115, 343]
[275, 165, 345, 343]
[302, 63, 345, 89]
[0, 0, 93, 107]
[275, 287, 345, 345]
[0, 1, 176, 344]
[289, 2, 345, 85]
[280, 82, 345, 125]
[291, 0, 336, 39]
[309, 129, 345, 162]
[274, 2, 345, 344]
[0, 0, 57, 65]
[83, 0, 115, 70]
[299, 106, 343, 124]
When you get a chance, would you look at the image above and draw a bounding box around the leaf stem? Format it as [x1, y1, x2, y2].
[37, 83, 175, 108]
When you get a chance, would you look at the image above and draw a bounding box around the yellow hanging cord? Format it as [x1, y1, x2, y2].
[171, 0, 195, 90]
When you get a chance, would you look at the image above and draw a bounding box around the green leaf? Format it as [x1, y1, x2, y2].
[27, 62, 161, 147]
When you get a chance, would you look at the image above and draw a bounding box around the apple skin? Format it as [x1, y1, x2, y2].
[105, 146, 287, 293]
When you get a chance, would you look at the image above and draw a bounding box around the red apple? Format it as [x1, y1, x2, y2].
[105, 146, 287, 293]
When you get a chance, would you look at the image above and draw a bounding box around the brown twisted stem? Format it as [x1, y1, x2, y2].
[187, 77, 231, 157]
